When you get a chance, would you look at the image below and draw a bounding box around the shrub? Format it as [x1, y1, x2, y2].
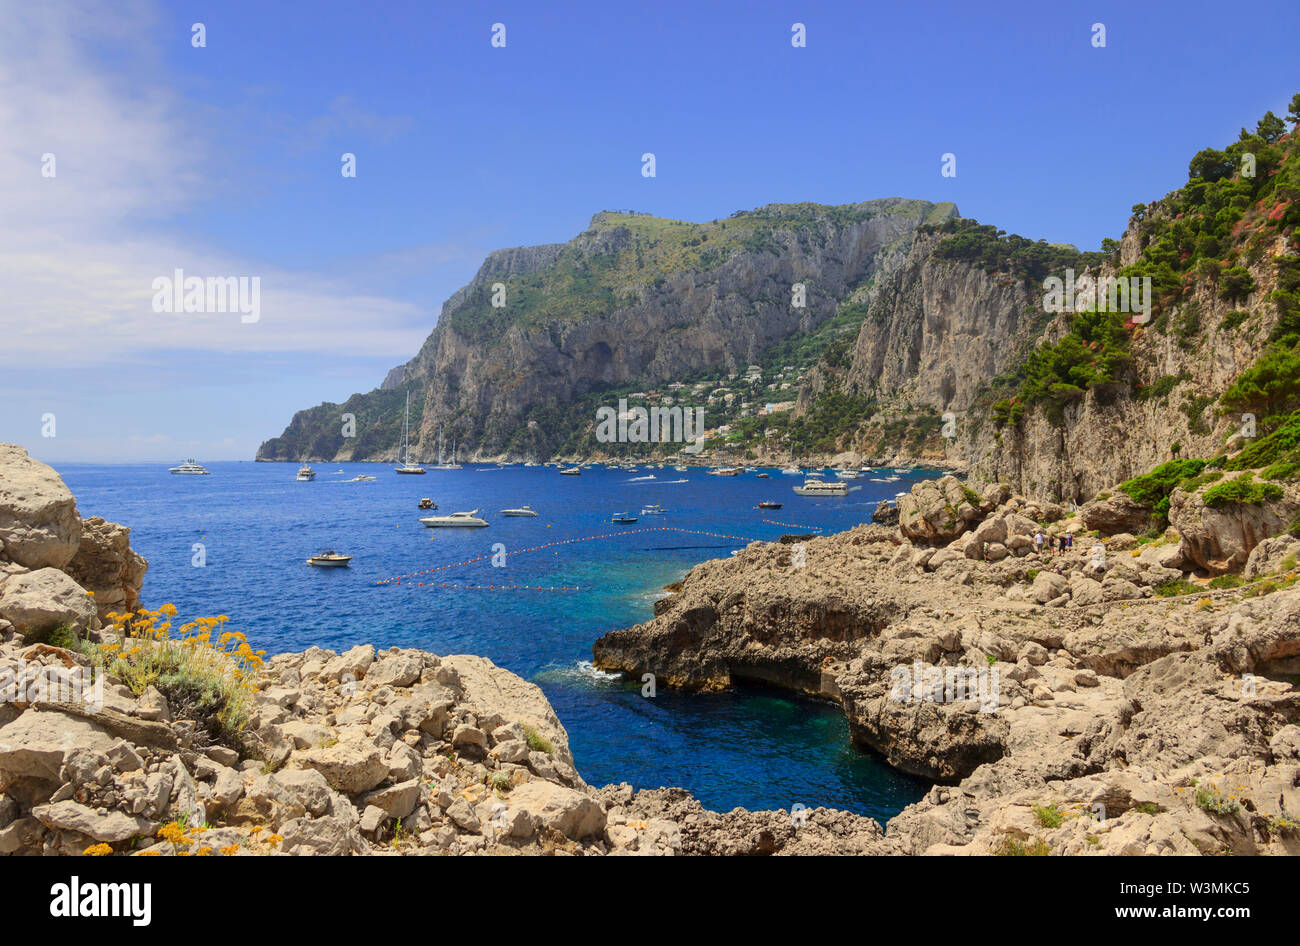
[1202, 474, 1284, 508]
[1195, 784, 1243, 815]
[100, 606, 263, 747]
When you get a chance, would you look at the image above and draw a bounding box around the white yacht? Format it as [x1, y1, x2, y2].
[709, 467, 740, 476]
[296, 465, 316, 481]
[394, 392, 426, 474]
[348, 474, 376, 482]
[780, 466, 801, 475]
[835, 470, 859, 480]
[420, 510, 488, 528]
[168, 459, 210, 475]
[793, 479, 850, 497]
[499, 506, 539, 517]
[640, 503, 666, 516]
[559, 467, 581, 476]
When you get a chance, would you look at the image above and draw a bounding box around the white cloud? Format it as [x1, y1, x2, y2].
[0, 0, 434, 366]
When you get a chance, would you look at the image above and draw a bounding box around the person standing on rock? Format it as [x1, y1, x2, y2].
[1035, 530, 1045, 554]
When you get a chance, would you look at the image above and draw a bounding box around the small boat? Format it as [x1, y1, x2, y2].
[779, 466, 800, 475]
[709, 467, 740, 477]
[168, 459, 210, 475]
[394, 392, 426, 474]
[610, 512, 639, 523]
[835, 470, 859, 480]
[500, 506, 539, 517]
[793, 479, 850, 497]
[418, 498, 436, 510]
[758, 501, 783, 509]
[296, 465, 316, 481]
[349, 474, 376, 482]
[756, 472, 770, 478]
[674, 465, 688, 472]
[640, 503, 666, 516]
[420, 510, 488, 528]
[559, 467, 582, 476]
[307, 550, 352, 568]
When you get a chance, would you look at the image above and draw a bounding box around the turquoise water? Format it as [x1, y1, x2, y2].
[58, 462, 932, 821]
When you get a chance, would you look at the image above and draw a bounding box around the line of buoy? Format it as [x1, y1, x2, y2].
[761, 519, 824, 532]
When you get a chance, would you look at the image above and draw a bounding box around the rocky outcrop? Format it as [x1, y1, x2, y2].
[594, 474, 1300, 854]
[0, 444, 81, 570]
[1169, 478, 1300, 575]
[0, 446, 146, 634]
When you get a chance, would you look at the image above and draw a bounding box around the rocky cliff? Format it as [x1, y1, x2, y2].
[796, 106, 1300, 501]
[258, 199, 957, 462]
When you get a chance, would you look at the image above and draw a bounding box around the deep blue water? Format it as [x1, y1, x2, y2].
[58, 461, 935, 821]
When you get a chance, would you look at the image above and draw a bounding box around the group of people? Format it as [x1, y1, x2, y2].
[1034, 530, 1073, 554]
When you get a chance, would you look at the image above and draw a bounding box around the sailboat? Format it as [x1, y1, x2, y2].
[394, 391, 426, 474]
[431, 427, 462, 470]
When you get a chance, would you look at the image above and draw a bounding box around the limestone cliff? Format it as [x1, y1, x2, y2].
[258, 199, 957, 461]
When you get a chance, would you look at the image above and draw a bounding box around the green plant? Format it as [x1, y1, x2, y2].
[522, 724, 554, 755]
[1202, 473, 1283, 508]
[1195, 784, 1243, 815]
[1033, 803, 1064, 829]
[1155, 579, 1200, 597]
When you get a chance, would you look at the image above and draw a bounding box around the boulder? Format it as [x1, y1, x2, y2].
[31, 800, 152, 843]
[1169, 479, 1300, 576]
[1244, 534, 1300, 579]
[1028, 571, 1069, 604]
[297, 739, 389, 794]
[0, 568, 97, 635]
[1079, 492, 1152, 536]
[897, 476, 981, 545]
[0, 445, 82, 570]
[506, 780, 606, 840]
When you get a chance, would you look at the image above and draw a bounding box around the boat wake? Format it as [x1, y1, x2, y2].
[628, 474, 656, 482]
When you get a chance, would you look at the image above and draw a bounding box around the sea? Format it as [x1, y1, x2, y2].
[58, 461, 939, 822]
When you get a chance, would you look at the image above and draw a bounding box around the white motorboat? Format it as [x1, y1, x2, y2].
[674, 465, 688, 472]
[394, 392, 426, 474]
[168, 459, 210, 475]
[420, 510, 488, 528]
[559, 467, 581, 476]
[780, 466, 801, 475]
[610, 512, 639, 523]
[307, 550, 352, 567]
[500, 506, 539, 517]
[640, 503, 666, 516]
[835, 470, 859, 480]
[709, 467, 740, 476]
[793, 479, 850, 497]
[349, 474, 376, 482]
[296, 465, 316, 481]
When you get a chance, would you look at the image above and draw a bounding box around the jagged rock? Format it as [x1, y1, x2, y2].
[1244, 534, 1300, 579]
[63, 517, 146, 618]
[871, 500, 899, 526]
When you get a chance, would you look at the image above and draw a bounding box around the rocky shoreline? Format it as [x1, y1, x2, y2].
[4, 444, 1298, 855]
[595, 475, 1300, 854]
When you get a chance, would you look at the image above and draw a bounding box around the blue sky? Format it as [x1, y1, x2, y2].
[3, 0, 1298, 462]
